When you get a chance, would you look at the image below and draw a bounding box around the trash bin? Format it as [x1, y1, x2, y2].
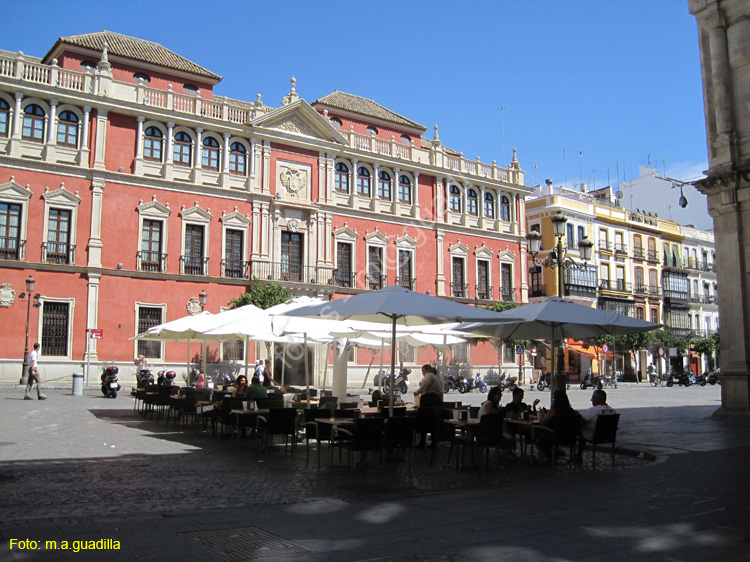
[72, 372, 84, 396]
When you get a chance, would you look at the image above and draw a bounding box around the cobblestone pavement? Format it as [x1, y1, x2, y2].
[1, 383, 749, 561]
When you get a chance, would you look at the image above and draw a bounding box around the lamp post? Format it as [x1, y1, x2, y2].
[198, 290, 207, 311]
[19, 276, 38, 385]
[527, 213, 593, 394]
[198, 290, 208, 375]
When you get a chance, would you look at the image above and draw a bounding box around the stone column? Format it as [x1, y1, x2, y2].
[412, 171, 420, 218]
[8, 92, 22, 157]
[78, 105, 91, 167]
[88, 178, 105, 267]
[220, 132, 231, 187]
[436, 228, 446, 296]
[163, 121, 174, 179]
[690, 0, 750, 417]
[43, 99, 57, 161]
[192, 127, 203, 184]
[133, 115, 144, 174]
[92, 108, 107, 170]
[85, 272, 101, 363]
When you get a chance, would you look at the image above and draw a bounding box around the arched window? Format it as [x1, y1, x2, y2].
[377, 170, 392, 200]
[484, 192, 495, 218]
[202, 136, 220, 170]
[467, 188, 478, 215]
[143, 127, 163, 161]
[22, 104, 45, 142]
[229, 142, 246, 175]
[500, 195, 511, 221]
[334, 162, 349, 192]
[449, 185, 461, 212]
[56, 110, 79, 147]
[0, 99, 9, 137]
[134, 72, 150, 84]
[398, 175, 411, 203]
[356, 167, 371, 196]
[173, 132, 192, 166]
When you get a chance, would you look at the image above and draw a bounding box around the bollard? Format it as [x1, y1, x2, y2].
[72, 372, 84, 396]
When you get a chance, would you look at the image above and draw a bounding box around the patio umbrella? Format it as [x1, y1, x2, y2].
[455, 296, 660, 396]
[280, 285, 518, 413]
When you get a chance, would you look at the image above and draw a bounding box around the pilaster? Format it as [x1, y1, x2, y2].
[88, 178, 105, 267]
[92, 108, 108, 170]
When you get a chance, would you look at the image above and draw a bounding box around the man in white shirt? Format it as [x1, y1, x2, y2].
[25, 342, 47, 400]
[254, 361, 265, 384]
[576, 389, 615, 460]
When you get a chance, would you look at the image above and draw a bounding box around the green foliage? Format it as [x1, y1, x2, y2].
[651, 329, 687, 356]
[228, 278, 290, 310]
[691, 336, 715, 357]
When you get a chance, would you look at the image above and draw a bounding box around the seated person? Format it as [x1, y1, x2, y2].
[232, 375, 248, 398]
[505, 387, 540, 417]
[478, 386, 503, 418]
[534, 390, 581, 465]
[576, 389, 617, 460]
[245, 376, 268, 401]
[370, 389, 383, 407]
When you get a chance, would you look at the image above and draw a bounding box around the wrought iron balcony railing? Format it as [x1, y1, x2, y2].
[0, 238, 25, 261]
[180, 255, 209, 276]
[221, 259, 250, 279]
[451, 282, 469, 298]
[476, 285, 492, 300]
[42, 242, 75, 265]
[137, 251, 167, 272]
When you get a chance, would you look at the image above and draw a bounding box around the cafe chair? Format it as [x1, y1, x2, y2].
[383, 416, 418, 472]
[256, 407, 298, 452]
[585, 413, 620, 469]
[330, 417, 385, 475]
[319, 396, 338, 411]
[531, 415, 580, 469]
[430, 409, 461, 468]
[302, 409, 336, 467]
[475, 413, 508, 474]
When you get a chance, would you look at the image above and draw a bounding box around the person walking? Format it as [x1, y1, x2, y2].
[24, 343, 47, 400]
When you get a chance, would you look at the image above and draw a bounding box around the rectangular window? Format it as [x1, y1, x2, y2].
[477, 260, 490, 299]
[140, 220, 163, 272]
[599, 229, 609, 251]
[224, 229, 244, 278]
[223, 339, 244, 361]
[398, 250, 412, 289]
[336, 242, 352, 287]
[530, 266, 543, 297]
[636, 307, 645, 320]
[41, 301, 69, 357]
[46, 208, 71, 264]
[452, 257, 465, 297]
[184, 224, 205, 275]
[566, 223, 575, 249]
[281, 231, 303, 282]
[368, 246, 384, 289]
[600, 263, 610, 288]
[453, 343, 469, 363]
[650, 308, 659, 324]
[501, 263, 513, 301]
[137, 306, 162, 359]
[577, 226, 585, 246]
[0, 202, 22, 260]
[616, 265, 626, 291]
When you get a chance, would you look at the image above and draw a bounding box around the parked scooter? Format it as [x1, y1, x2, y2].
[536, 372, 551, 391]
[157, 370, 177, 387]
[383, 368, 411, 395]
[666, 370, 691, 387]
[136, 368, 154, 387]
[707, 368, 721, 385]
[498, 372, 518, 391]
[692, 371, 708, 387]
[100, 364, 121, 398]
[443, 374, 460, 393]
[580, 370, 603, 390]
[457, 374, 488, 394]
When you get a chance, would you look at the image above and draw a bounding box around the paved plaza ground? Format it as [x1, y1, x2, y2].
[1, 382, 749, 561]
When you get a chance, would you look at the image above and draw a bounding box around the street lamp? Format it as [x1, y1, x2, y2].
[526, 213, 593, 392]
[19, 276, 40, 385]
[198, 290, 207, 310]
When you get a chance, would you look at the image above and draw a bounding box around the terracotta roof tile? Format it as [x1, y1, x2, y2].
[52, 31, 221, 81]
[314, 91, 425, 131]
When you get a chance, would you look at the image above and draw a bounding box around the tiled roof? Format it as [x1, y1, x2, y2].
[314, 91, 425, 130]
[51, 31, 221, 81]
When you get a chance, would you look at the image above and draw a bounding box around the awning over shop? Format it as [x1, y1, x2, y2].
[567, 341, 615, 359]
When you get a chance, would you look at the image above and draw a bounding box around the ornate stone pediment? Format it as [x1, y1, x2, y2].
[220, 209, 251, 227]
[137, 196, 171, 218]
[252, 99, 348, 144]
[0, 179, 32, 202]
[498, 248, 517, 261]
[42, 186, 82, 206]
[475, 245, 493, 259]
[180, 203, 213, 223]
[449, 242, 469, 256]
[396, 234, 418, 249]
[364, 229, 389, 245]
[333, 225, 358, 241]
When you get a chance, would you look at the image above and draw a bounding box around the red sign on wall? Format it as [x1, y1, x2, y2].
[89, 329, 103, 339]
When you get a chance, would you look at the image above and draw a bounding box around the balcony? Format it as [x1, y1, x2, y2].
[646, 250, 659, 262]
[451, 282, 469, 298]
[598, 241, 612, 253]
[250, 261, 337, 286]
[501, 287, 516, 302]
[632, 247, 645, 260]
[648, 285, 662, 297]
[688, 294, 702, 303]
[599, 279, 632, 293]
[476, 285, 493, 300]
[180, 255, 209, 276]
[0, 238, 25, 261]
[702, 294, 717, 304]
[137, 251, 167, 272]
[367, 274, 387, 291]
[42, 242, 75, 265]
[332, 270, 356, 288]
[633, 283, 649, 296]
[221, 259, 250, 279]
[396, 276, 415, 290]
[614, 243, 628, 256]
[564, 283, 598, 298]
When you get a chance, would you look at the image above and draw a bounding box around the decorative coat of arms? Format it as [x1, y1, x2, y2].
[287, 219, 300, 233]
[186, 297, 202, 316]
[0, 283, 16, 308]
[279, 168, 307, 197]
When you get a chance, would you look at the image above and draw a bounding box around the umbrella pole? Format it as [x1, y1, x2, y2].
[378, 340, 385, 393]
[304, 333, 310, 409]
[550, 331, 556, 406]
[187, 342, 191, 383]
[281, 343, 287, 390]
[244, 336, 250, 381]
[389, 316, 396, 418]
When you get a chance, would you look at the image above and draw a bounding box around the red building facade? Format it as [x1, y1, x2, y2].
[0, 31, 531, 383]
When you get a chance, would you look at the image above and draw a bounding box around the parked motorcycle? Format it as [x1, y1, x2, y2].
[692, 371, 708, 387]
[580, 371, 603, 390]
[443, 374, 459, 393]
[666, 370, 691, 387]
[707, 368, 720, 385]
[601, 372, 618, 389]
[457, 374, 488, 394]
[100, 364, 121, 398]
[498, 372, 518, 391]
[136, 368, 154, 387]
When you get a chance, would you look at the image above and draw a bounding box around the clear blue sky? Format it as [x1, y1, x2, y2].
[1, 0, 711, 227]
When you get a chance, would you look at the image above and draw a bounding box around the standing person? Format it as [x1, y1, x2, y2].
[254, 360, 265, 384]
[413, 364, 443, 408]
[25, 343, 46, 400]
[260, 359, 278, 387]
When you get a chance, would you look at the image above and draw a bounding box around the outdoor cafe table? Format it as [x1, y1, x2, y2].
[504, 416, 541, 459]
[230, 408, 269, 443]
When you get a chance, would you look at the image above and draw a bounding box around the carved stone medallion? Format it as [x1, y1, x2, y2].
[287, 219, 300, 233]
[186, 297, 202, 316]
[279, 167, 307, 197]
[0, 283, 16, 308]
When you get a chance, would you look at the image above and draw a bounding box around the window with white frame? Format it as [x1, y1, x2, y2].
[137, 199, 171, 272]
[0, 98, 10, 137]
[356, 166, 371, 196]
[449, 185, 461, 212]
[136, 304, 164, 359]
[173, 131, 192, 166]
[221, 211, 250, 279]
[484, 192, 495, 218]
[467, 189, 478, 215]
[334, 162, 350, 192]
[41, 299, 72, 357]
[377, 170, 392, 200]
[42, 187, 80, 266]
[56, 110, 79, 147]
[202, 136, 220, 171]
[397, 249, 413, 289]
[0, 180, 31, 261]
[398, 175, 411, 203]
[22, 104, 45, 142]
[143, 126, 163, 161]
[499, 195, 510, 221]
[229, 142, 246, 175]
[368, 246, 384, 289]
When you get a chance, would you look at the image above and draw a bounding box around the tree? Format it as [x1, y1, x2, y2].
[228, 278, 290, 310]
[580, 335, 614, 375]
[615, 331, 654, 382]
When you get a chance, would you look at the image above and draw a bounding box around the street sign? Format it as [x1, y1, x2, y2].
[515, 345, 525, 355]
[658, 347, 665, 357]
[669, 347, 678, 357]
[602, 344, 609, 352]
[531, 347, 537, 356]
[89, 329, 103, 339]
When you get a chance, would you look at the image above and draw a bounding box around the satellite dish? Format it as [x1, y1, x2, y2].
[615, 190, 624, 199]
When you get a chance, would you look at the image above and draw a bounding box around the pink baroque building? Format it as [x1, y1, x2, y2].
[0, 31, 532, 383]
